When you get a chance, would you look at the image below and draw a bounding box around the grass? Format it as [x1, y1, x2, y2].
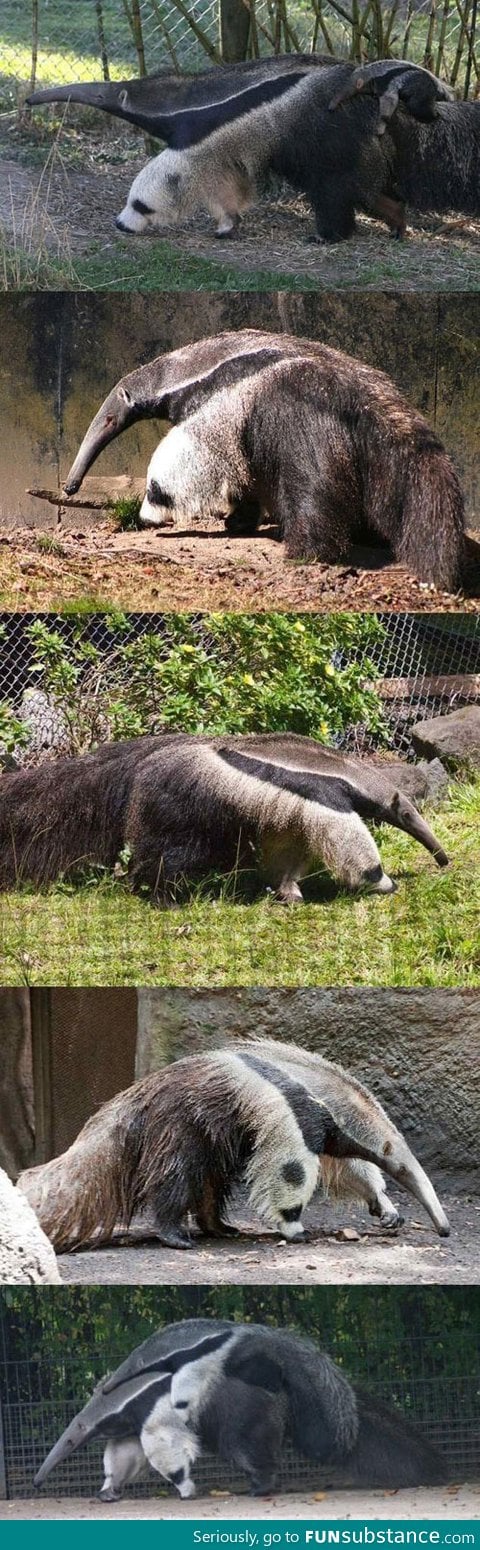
[35, 534, 65, 557]
[73, 241, 322, 292]
[0, 224, 320, 293]
[112, 497, 143, 532]
[0, 780, 478, 988]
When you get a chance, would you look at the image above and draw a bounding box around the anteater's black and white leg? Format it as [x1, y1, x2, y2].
[259, 828, 309, 904]
[100, 1438, 146, 1501]
[306, 808, 397, 896]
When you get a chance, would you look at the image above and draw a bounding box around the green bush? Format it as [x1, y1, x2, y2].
[0, 612, 389, 753]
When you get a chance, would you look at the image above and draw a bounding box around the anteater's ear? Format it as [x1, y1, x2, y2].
[120, 386, 134, 405]
[166, 171, 181, 190]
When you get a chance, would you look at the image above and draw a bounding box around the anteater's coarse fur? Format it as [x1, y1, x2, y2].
[17, 1041, 450, 1252]
[0, 732, 449, 901]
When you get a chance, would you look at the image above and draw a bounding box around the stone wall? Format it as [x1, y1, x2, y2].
[0, 291, 478, 529]
[0, 990, 34, 1176]
[137, 988, 480, 1186]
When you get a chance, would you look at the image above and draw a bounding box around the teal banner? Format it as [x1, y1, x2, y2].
[0, 1523, 479, 1549]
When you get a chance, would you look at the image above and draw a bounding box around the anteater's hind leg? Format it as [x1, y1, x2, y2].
[196, 1178, 240, 1238]
[274, 430, 363, 564]
[224, 498, 262, 536]
[127, 825, 218, 904]
[219, 1388, 286, 1496]
[309, 172, 358, 243]
[372, 191, 407, 237]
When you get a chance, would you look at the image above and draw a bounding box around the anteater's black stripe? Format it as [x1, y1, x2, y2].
[239, 1052, 332, 1153]
[217, 746, 402, 826]
[124, 1329, 233, 1381]
[217, 748, 355, 813]
[239, 1053, 386, 1170]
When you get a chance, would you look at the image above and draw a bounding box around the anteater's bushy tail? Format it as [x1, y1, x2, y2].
[400, 427, 466, 592]
[349, 1387, 447, 1487]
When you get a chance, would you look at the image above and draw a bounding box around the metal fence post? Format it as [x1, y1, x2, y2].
[0, 1399, 7, 1499]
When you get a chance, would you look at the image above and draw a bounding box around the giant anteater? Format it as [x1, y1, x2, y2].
[34, 1319, 447, 1498]
[17, 1040, 449, 1252]
[64, 330, 466, 593]
[0, 731, 449, 901]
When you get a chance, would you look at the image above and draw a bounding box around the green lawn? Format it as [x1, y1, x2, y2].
[1, 780, 478, 988]
[0, 233, 320, 294]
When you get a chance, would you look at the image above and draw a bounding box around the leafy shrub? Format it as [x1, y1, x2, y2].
[0, 612, 388, 760]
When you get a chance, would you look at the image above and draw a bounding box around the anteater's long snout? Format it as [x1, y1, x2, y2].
[27, 83, 116, 110]
[385, 1153, 450, 1238]
[391, 792, 449, 868]
[64, 390, 134, 494]
[34, 1415, 90, 1486]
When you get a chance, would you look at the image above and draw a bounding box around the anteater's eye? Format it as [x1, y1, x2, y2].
[132, 198, 154, 216]
[147, 480, 174, 509]
[280, 1204, 302, 1222]
[174, 1400, 189, 1409]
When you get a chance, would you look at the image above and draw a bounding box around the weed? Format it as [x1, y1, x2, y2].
[112, 496, 143, 531]
[36, 533, 65, 557]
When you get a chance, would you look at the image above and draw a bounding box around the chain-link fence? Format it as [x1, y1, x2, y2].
[0, 0, 478, 114]
[0, 611, 479, 766]
[0, 1291, 479, 1497]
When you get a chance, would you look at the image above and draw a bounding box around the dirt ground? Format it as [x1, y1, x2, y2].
[0, 124, 479, 291]
[55, 1190, 479, 1286]
[2, 1484, 478, 1519]
[2, 523, 480, 612]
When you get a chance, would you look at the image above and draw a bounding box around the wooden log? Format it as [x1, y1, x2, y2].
[378, 674, 480, 700]
[27, 475, 145, 508]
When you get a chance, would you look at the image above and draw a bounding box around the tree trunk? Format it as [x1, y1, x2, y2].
[220, 0, 251, 60]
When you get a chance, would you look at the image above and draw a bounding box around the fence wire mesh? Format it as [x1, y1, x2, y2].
[0, 1304, 479, 1498]
[0, 611, 479, 765]
[0, 0, 478, 113]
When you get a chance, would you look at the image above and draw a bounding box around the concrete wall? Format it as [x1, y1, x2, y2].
[0, 291, 478, 529]
[137, 987, 480, 1187]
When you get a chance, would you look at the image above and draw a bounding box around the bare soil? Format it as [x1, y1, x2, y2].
[2, 523, 479, 612]
[56, 1190, 480, 1286]
[0, 134, 479, 291]
[2, 1484, 478, 1519]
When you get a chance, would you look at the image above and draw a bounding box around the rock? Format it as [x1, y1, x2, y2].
[416, 758, 449, 805]
[371, 758, 429, 805]
[365, 756, 449, 807]
[0, 1168, 61, 1283]
[411, 706, 480, 769]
